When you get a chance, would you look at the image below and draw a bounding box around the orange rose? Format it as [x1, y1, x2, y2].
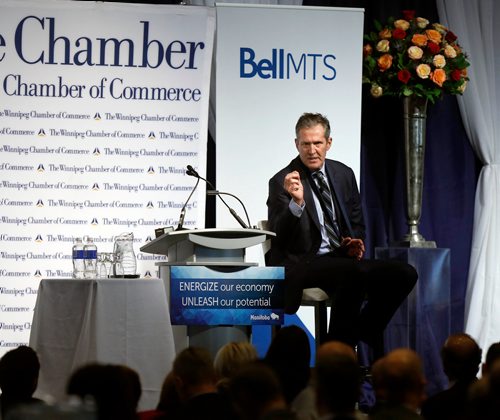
[394, 19, 410, 31]
[363, 44, 373, 57]
[408, 46, 424, 60]
[416, 64, 431, 79]
[412, 34, 428, 47]
[426, 29, 442, 44]
[377, 54, 393, 72]
[432, 54, 446, 68]
[379, 28, 392, 39]
[431, 68, 446, 86]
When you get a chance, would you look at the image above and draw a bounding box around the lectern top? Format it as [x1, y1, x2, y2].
[140, 227, 275, 256]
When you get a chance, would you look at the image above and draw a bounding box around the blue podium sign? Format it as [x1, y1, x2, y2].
[170, 266, 284, 326]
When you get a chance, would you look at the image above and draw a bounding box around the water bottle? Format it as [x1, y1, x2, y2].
[72, 237, 85, 279]
[83, 236, 98, 278]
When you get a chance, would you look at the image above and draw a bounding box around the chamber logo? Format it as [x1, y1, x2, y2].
[143, 271, 152, 279]
[36, 199, 44, 207]
[146, 201, 154, 209]
[38, 128, 46, 137]
[35, 234, 43, 243]
[94, 113, 101, 121]
[145, 236, 153, 242]
[34, 269, 42, 277]
[37, 164, 45, 172]
[92, 183, 100, 191]
[91, 218, 99, 225]
[148, 131, 156, 140]
[93, 147, 101, 156]
[147, 166, 155, 174]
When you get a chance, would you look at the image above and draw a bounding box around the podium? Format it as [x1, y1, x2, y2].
[140, 228, 280, 356]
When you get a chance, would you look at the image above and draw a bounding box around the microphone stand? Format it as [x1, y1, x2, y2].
[176, 176, 200, 231]
[185, 165, 251, 229]
[206, 190, 251, 229]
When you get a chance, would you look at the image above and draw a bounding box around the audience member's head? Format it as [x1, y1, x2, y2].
[67, 363, 141, 420]
[482, 341, 500, 376]
[467, 358, 500, 419]
[315, 341, 360, 417]
[371, 348, 426, 411]
[229, 360, 289, 420]
[0, 346, 42, 418]
[155, 371, 182, 416]
[171, 346, 217, 402]
[264, 325, 311, 405]
[214, 341, 258, 384]
[0, 345, 40, 399]
[441, 333, 482, 383]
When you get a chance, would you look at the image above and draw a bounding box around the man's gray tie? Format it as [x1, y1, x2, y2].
[313, 171, 341, 249]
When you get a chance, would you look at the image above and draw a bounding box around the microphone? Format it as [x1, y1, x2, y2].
[176, 172, 200, 231]
[185, 165, 251, 228]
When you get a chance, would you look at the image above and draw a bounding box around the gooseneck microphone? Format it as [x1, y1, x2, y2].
[176, 172, 200, 231]
[185, 165, 251, 229]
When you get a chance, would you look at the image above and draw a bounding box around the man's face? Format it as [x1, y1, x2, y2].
[295, 124, 332, 171]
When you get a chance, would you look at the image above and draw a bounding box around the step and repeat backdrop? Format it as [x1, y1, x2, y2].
[0, 0, 215, 352]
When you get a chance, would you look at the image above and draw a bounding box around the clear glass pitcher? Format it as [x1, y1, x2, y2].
[113, 232, 137, 276]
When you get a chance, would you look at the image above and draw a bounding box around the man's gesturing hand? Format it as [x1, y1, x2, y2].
[284, 171, 304, 206]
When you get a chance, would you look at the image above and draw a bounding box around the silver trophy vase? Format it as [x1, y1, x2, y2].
[400, 95, 436, 248]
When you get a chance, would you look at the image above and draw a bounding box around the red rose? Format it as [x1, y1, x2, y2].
[427, 42, 441, 55]
[392, 28, 407, 40]
[445, 31, 458, 43]
[402, 10, 416, 21]
[451, 69, 462, 81]
[398, 69, 411, 84]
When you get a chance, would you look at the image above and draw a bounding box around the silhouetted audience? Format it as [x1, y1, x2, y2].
[481, 341, 500, 376]
[0, 345, 44, 419]
[229, 360, 296, 420]
[138, 372, 182, 420]
[214, 341, 258, 397]
[66, 363, 141, 420]
[370, 348, 426, 420]
[421, 333, 481, 420]
[265, 325, 311, 407]
[315, 341, 362, 419]
[171, 346, 233, 420]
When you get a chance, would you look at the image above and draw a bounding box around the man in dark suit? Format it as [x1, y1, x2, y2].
[267, 112, 417, 348]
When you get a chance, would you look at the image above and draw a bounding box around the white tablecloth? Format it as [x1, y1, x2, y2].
[29, 278, 175, 410]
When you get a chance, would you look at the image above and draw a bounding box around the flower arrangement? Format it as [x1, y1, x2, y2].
[363, 10, 470, 103]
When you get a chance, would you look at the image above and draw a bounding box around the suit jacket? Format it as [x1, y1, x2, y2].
[266, 156, 365, 312]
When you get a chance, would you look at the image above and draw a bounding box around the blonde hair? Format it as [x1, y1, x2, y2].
[214, 341, 258, 380]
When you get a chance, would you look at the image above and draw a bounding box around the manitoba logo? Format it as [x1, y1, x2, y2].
[148, 131, 156, 140]
[146, 201, 154, 209]
[35, 234, 43, 243]
[93, 147, 101, 156]
[37, 164, 45, 172]
[92, 183, 100, 191]
[36, 199, 44, 207]
[38, 128, 46, 137]
[94, 112, 101, 121]
[147, 166, 155, 174]
[91, 218, 99, 225]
